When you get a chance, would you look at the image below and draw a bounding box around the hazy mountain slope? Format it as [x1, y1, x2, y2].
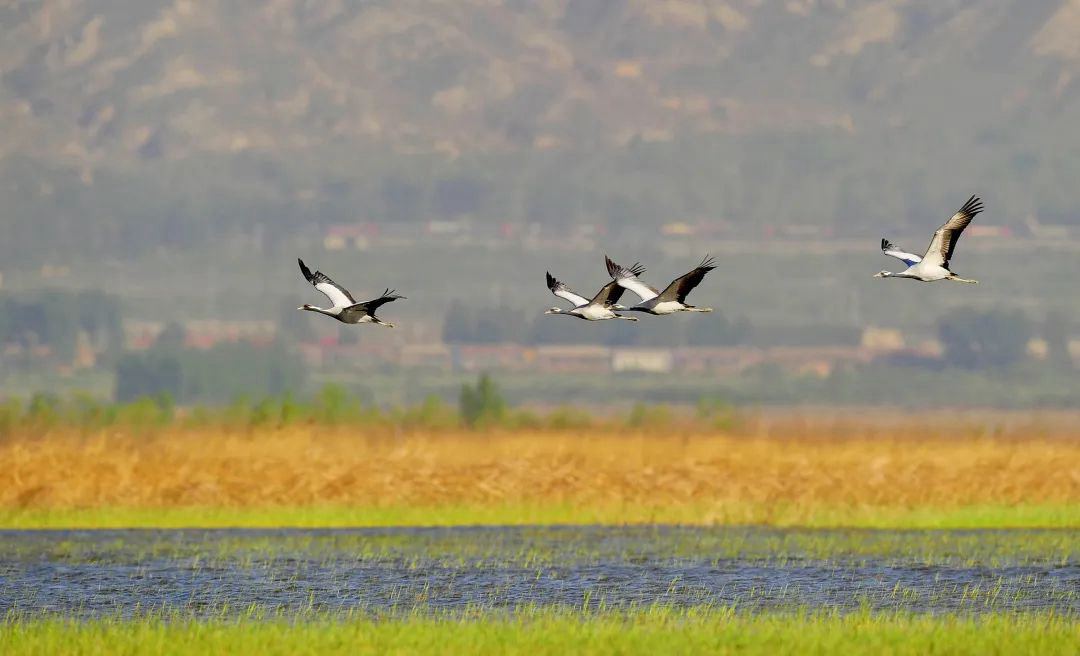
[1, 0, 1079, 261]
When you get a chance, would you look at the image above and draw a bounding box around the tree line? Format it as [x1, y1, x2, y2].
[0, 290, 123, 363]
[114, 326, 305, 404]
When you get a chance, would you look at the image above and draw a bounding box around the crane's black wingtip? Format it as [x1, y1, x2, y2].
[960, 195, 984, 216]
[297, 258, 313, 282]
[605, 255, 644, 278]
[604, 255, 619, 277]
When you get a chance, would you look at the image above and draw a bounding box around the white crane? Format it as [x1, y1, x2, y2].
[544, 271, 639, 321]
[604, 255, 716, 315]
[297, 258, 404, 326]
[875, 195, 983, 283]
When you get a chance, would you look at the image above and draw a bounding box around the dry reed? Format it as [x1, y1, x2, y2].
[4, 412, 1080, 522]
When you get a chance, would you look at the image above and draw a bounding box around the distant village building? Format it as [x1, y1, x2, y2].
[399, 344, 452, 371]
[613, 60, 642, 79]
[40, 264, 70, 279]
[323, 223, 378, 251]
[73, 331, 97, 369]
[912, 339, 944, 358]
[1069, 340, 1080, 363]
[124, 321, 165, 350]
[535, 345, 612, 373]
[673, 347, 763, 375]
[289, 338, 939, 378]
[612, 348, 674, 373]
[318, 342, 391, 368]
[763, 346, 869, 378]
[455, 344, 533, 372]
[861, 327, 905, 353]
[770, 224, 834, 239]
[966, 225, 1011, 238]
[181, 320, 276, 350]
[662, 222, 696, 237]
[1025, 214, 1072, 240]
[426, 219, 471, 236]
[123, 320, 276, 351]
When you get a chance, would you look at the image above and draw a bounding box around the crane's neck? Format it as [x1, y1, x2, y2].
[300, 304, 338, 316]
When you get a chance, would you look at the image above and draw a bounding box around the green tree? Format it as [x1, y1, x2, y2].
[114, 352, 183, 402]
[155, 321, 187, 350]
[1044, 310, 1073, 370]
[0, 289, 125, 362]
[74, 290, 124, 355]
[114, 340, 305, 404]
[338, 324, 358, 346]
[938, 308, 1032, 370]
[442, 302, 473, 344]
[313, 383, 358, 424]
[279, 294, 314, 343]
[381, 176, 423, 222]
[459, 373, 506, 427]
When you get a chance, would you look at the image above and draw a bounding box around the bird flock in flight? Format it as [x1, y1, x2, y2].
[298, 195, 984, 327]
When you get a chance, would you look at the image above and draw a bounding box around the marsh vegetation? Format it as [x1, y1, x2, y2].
[4, 404, 1079, 653]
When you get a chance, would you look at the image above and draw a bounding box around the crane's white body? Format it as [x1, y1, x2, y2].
[297, 259, 404, 326]
[546, 303, 634, 321]
[544, 271, 638, 322]
[876, 196, 982, 284]
[605, 256, 717, 315]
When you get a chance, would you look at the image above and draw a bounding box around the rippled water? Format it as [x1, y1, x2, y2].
[1, 526, 1077, 618]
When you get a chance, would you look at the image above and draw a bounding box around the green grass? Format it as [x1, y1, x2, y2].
[4, 502, 1080, 530]
[3, 609, 1078, 655]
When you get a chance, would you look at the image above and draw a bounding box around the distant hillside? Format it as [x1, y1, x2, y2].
[2, 0, 1080, 261]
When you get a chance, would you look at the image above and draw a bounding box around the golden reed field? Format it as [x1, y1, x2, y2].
[4, 411, 1080, 526]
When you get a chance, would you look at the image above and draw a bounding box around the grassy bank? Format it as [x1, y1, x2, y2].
[4, 503, 1080, 530]
[3, 609, 1078, 655]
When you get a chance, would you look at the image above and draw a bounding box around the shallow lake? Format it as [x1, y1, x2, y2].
[1, 526, 1078, 618]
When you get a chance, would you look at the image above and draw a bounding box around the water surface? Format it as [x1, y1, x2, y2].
[1, 526, 1077, 618]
